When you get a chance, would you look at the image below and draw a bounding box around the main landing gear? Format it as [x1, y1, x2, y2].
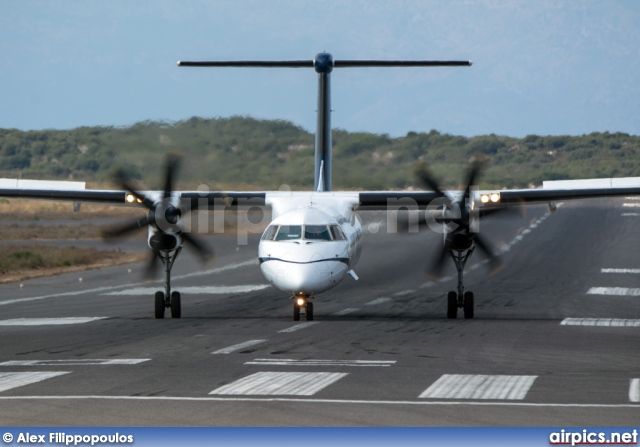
[293, 296, 314, 321]
[154, 248, 182, 319]
[446, 245, 475, 319]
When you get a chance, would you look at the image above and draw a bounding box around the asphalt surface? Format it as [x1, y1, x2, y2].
[0, 198, 639, 426]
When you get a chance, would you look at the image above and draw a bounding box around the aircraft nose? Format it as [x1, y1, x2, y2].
[260, 260, 348, 295]
[283, 263, 318, 293]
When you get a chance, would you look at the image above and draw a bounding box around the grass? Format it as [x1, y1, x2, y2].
[0, 245, 146, 283]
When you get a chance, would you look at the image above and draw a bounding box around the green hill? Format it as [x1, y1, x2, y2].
[1, 116, 639, 191]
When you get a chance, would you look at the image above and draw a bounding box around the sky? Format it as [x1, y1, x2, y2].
[1, 0, 639, 138]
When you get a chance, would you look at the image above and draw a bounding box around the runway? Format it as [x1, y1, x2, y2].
[0, 198, 639, 426]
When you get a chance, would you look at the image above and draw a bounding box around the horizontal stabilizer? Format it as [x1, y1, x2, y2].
[178, 60, 472, 69]
[334, 60, 472, 67]
[178, 60, 313, 68]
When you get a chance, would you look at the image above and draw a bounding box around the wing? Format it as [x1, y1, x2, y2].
[356, 186, 640, 209]
[0, 188, 267, 208]
[0, 188, 128, 204]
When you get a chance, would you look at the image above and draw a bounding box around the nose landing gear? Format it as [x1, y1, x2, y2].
[446, 246, 475, 319]
[154, 248, 182, 319]
[293, 296, 314, 321]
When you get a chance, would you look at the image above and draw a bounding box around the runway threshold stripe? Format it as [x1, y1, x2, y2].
[630, 379, 640, 403]
[104, 285, 270, 296]
[587, 287, 640, 296]
[560, 318, 640, 327]
[212, 340, 267, 355]
[601, 268, 640, 274]
[278, 322, 319, 333]
[209, 372, 348, 396]
[0, 317, 107, 326]
[419, 374, 537, 400]
[0, 372, 70, 393]
[0, 359, 149, 366]
[244, 359, 396, 367]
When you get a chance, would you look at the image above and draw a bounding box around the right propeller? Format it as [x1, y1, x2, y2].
[412, 160, 525, 319]
[414, 161, 504, 279]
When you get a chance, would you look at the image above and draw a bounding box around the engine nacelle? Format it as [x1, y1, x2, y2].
[148, 226, 181, 252]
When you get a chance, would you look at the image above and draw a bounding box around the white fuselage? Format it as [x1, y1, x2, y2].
[258, 192, 362, 297]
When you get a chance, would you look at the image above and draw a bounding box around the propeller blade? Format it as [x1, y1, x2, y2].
[425, 238, 452, 281]
[181, 232, 215, 264]
[112, 168, 156, 210]
[472, 233, 504, 275]
[101, 216, 151, 239]
[462, 161, 484, 201]
[141, 250, 161, 279]
[414, 161, 446, 197]
[162, 153, 183, 200]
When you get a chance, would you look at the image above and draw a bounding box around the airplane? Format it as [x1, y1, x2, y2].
[3, 52, 640, 321]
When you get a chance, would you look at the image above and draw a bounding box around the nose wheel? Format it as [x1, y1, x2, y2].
[293, 297, 314, 321]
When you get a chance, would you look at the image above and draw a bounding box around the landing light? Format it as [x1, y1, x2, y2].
[490, 193, 500, 203]
[480, 194, 490, 204]
[296, 298, 306, 306]
[126, 194, 135, 203]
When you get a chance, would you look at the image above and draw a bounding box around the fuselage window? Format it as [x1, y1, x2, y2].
[261, 225, 279, 241]
[275, 225, 302, 241]
[305, 225, 332, 241]
[329, 225, 346, 241]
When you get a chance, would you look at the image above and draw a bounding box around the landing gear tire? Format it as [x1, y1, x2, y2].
[170, 291, 181, 319]
[155, 291, 165, 319]
[293, 302, 301, 321]
[447, 291, 457, 319]
[463, 291, 474, 319]
[306, 301, 314, 321]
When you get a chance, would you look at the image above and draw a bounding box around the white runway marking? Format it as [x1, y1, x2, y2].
[278, 322, 319, 333]
[244, 359, 396, 367]
[393, 289, 415, 297]
[0, 359, 149, 366]
[365, 298, 391, 306]
[332, 308, 358, 316]
[630, 379, 640, 403]
[561, 318, 640, 327]
[622, 213, 640, 216]
[212, 340, 267, 355]
[0, 317, 107, 326]
[601, 268, 640, 274]
[623, 203, 640, 207]
[1, 395, 640, 408]
[0, 260, 257, 307]
[419, 374, 537, 400]
[587, 287, 640, 297]
[105, 285, 270, 296]
[0, 372, 70, 393]
[209, 371, 348, 396]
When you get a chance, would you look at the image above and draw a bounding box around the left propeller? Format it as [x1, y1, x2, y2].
[102, 153, 214, 278]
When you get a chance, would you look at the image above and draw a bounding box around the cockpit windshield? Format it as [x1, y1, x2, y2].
[261, 224, 346, 242]
[275, 225, 302, 241]
[305, 225, 332, 241]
